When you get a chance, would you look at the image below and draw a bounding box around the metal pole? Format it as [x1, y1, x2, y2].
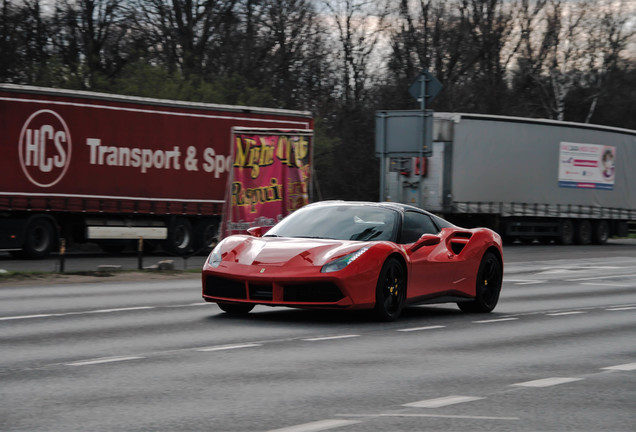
[59, 238, 66, 273]
[137, 237, 144, 270]
[418, 74, 428, 209]
[378, 113, 387, 202]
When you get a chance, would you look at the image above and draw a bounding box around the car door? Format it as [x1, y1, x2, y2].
[402, 211, 461, 300]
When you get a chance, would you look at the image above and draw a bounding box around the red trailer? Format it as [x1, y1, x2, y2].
[0, 84, 313, 258]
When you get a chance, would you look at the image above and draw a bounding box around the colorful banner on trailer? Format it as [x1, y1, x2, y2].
[558, 142, 616, 190]
[222, 128, 313, 237]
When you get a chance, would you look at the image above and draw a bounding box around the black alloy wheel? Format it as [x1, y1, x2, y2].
[458, 252, 502, 313]
[374, 257, 406, 321]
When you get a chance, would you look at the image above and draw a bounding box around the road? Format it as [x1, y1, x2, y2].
[1, 242, 635, 431]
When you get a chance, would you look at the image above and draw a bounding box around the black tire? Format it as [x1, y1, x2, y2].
[194, 219, 218, 255]
[557, 219, 574, 245]
[574, 220, 592, 245]
[458, 252, 502, 313]
[164, 217, 194, 255]
[592, 220, 610, 245]
[22, 218, 56, 259]
[374, 257, 406, 322]
[217, 302, 255, 314]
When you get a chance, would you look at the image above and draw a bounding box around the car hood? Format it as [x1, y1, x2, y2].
[220, 236, 369, 267]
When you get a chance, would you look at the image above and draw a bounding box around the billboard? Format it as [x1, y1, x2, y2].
[223, 128, 313, 237]
[558, 142, 616, 190]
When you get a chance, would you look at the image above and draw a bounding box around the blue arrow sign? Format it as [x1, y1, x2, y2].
[408, 70, 443, 109]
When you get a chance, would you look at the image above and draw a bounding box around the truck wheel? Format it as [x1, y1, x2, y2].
[557, 219, 574, 245]
[22, 218, 56, 259]
[194, 219, 218, 255]
[164, 217, 193, 255]
[574, 220, 592, 245]
[592, 220, 610, 244]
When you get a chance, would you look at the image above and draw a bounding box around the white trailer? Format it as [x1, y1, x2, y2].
[384, 113, 636, 244]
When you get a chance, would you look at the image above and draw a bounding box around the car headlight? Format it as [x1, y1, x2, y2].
[321, 247, 369, 273]
[207, 244, 223, 268]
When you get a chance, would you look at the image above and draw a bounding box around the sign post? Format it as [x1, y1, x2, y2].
[376, 70, 442, 207]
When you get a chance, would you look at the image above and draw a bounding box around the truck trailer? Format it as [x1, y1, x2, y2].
[0, 84, 313, 258]
[384, 113, 636, 244]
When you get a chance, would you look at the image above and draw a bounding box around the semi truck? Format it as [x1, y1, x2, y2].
[0, 84, 313, 258]
[384, 113, 636, 244]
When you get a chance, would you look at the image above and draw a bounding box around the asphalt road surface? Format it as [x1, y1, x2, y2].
[1, 241, 635, 431]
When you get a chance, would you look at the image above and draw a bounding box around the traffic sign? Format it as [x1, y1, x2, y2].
[408, 70, 442, 109]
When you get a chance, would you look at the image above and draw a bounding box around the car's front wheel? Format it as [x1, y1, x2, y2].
[217, 302, 255, 315]
[374, 257, 406, 321]
[458, 252, 502, 313]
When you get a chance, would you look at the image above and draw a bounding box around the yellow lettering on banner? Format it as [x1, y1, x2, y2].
[276, 136, 291, 166]
[276, 135, 310, 168]
[232, 178, 283, 213]
[233, 137, 255, 169]
[287, 180, 308, 212]
[233, 136, 276, 179]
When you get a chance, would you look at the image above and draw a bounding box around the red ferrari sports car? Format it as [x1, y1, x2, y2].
[202, 201, 503, 321]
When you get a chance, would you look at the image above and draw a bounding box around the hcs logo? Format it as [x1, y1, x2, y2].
[19, 110, 72, 187]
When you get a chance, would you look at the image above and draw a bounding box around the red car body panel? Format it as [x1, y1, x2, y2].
[202, 203, 503, 313]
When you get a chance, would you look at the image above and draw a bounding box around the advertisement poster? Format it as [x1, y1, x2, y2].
[558, 142, 616, 190]
[223, 128, 313, 237]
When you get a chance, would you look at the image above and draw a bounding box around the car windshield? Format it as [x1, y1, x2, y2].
[265, 205, 398, 241]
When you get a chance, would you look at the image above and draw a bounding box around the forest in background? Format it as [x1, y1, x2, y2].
[2, 0, 635, 201]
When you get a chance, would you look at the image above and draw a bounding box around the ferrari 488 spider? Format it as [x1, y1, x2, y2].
[202, 201, 503, 321]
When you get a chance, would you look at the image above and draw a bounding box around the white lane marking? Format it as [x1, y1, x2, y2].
[0, 314, 55, 321]
[606, 306, 636, 311]
[504, 279, 544, 285]
[546, 311, 586, 316]
[342, 413, 519, 421]
[65, 356, 145, 366]
[512, 377, 583, 387]
[580, 282, 629, 287]
[0, 303, 208, 321]
[473, 317, 519, 324]
[87, 306, 155, 314]
[403, 395, 484, 408]
[398, 325, 445, 332]
[566, 273, 636, 282]
[268, 419, 361, 432]
[196, 343, 262, 352]
[302, 335, 360, 342]
[602, 362, 636, 371]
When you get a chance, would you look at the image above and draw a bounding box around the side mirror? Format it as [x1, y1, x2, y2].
[408, 233, 440, 253]
[246, 226, 265, 237]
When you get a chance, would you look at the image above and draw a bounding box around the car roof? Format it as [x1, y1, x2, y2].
[305, 200, 434, 216]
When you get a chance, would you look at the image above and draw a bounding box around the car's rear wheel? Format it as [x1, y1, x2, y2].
[374, 257, 406, 321]
[217, 302, 255, 315]
[458, 252, 502, 313]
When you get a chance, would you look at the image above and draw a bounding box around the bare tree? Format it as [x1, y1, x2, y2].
[322, 0, 391, 107]
[134, 0, 239, 78]
[49, 0, 137, 88]
[581, 0, 635, 122]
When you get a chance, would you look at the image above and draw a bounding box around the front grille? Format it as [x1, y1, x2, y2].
[204, 275, 246, 299]
[249, 283, 273, 301]
[283, 283, 344, 303]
